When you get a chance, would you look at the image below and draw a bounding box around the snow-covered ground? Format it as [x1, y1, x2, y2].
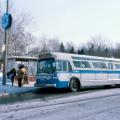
[0, 73, 38, 96]
[0, 82, 37, 96]
[0, 72, 2, 77]
[0, 72, 3, 83]
[0, 87, 120, 120]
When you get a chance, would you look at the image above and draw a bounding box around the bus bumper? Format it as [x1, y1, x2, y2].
[34, 83, 56, 88]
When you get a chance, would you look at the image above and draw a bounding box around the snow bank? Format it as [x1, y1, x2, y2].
[0, 72, 2, 77]
[0, 76, 38, 96]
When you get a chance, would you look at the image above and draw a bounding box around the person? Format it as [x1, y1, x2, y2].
[20, 66, 28, 84]
[24, 66, 29, 84]
[17, 65, 24, 87]
[7, 68, 16, 86]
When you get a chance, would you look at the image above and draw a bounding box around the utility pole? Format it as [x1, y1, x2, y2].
[1, 0, 12, 85]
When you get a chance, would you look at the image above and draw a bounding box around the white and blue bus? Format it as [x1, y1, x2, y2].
[35, 52, 120, 92]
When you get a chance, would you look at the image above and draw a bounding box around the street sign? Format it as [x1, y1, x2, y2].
[1, 13, 12, 30]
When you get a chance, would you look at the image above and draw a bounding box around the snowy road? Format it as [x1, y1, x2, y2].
[1, 88, 120, 120]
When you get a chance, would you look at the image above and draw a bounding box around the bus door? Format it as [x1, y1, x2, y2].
[56, 60, 73, 87]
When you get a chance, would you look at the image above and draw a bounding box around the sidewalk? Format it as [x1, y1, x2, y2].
[0, 77, 38, 96]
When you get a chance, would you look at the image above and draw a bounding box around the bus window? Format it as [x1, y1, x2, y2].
[68, 62, 72, 72]
[108, 63, 113, 69]
[37, 58, 56, 74]
[73, 61, 91, 68]
[56, 60, 62, 71]
[63, 61, 67, 71]
[115, 64, 120, 69]
[81, 61, 91, 68]
[73, 61, 81, 68]
[99, 63, 107, 69]
[92, 62, 107, 69]
[92, 62, 100, 68]
[56, 60, 67, 72]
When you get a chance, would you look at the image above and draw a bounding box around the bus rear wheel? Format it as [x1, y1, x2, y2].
[69, 79, 80, 92]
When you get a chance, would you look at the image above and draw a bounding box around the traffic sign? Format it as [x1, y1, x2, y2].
[1, 13, 12, 30]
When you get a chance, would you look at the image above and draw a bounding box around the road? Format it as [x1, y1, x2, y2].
[0, 87, 120, 120]
[0, 87, 105, 104]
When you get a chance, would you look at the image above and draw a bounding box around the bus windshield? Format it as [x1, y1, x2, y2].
[37, 58, 56, 74]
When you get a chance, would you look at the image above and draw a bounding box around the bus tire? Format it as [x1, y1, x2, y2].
[69, 79, 80, 92]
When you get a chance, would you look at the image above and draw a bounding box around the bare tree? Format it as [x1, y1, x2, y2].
[47, 38, 60, 52]
[0, 1, 35, 56]
[30, 36, 60, 55]
[7, 12, 34, 56]
[86, 35, 112, 57]
[0, 5, 4, 53]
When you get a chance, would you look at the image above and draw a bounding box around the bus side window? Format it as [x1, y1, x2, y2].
[56, 60, 67, 72]
[81, 61, 91, 68]
[99, 63, 107, 69]
[63, 61, 67, 71]
[108, 63, 113, 69]
[92, 62, 107, 69]
[56, 60, 62, 71]
[68, 61, 72, 72]
[115, 64, 120, 69]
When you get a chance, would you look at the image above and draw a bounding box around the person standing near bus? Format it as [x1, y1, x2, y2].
[20, 66, 28, 84]
[24, 66, 28, 84]
[17, 65, 24, 87]
[7, 68, 16, 86]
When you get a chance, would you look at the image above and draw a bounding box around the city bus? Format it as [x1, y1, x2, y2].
[35, 52, 120, 92]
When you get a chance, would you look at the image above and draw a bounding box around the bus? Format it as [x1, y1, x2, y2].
[35, 52, 120, 92]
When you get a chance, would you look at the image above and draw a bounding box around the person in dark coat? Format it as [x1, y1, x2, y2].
[7, 68, 16, 86]
[17, 65, 24, 87]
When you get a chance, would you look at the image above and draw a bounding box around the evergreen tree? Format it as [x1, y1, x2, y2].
[59, 42, 65, 52]
[80, 48, 85, 54]
[69, 46, 75, 54]
[77, 48, 85, 54]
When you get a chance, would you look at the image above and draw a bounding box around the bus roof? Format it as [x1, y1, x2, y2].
[38, 52, 120, 62]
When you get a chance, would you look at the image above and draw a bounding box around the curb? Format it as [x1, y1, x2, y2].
[0, 82, 38, 96]
[0, 93, 9, 97]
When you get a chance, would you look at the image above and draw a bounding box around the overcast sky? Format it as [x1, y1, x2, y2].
[1, 0, 120, 46]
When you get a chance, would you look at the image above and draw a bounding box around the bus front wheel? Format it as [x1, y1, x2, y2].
[69, 79, 80, 92]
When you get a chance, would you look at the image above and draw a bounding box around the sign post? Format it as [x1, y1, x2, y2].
[1, 0, 12, 85]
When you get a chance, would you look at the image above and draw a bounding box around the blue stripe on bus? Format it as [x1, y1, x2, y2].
[57, 70, 120, 74]
[36, 70, 120, 88]
[73, 70, 120, 74]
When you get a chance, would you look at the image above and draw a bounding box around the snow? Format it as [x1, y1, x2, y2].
[1, 88, 120, 120]
[0, 72, 2, 77]
[1, 70, 120, 119]
[0, 72, 2, 84]
[0, 74, 38, 96]
[0, 82, 38, 96]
